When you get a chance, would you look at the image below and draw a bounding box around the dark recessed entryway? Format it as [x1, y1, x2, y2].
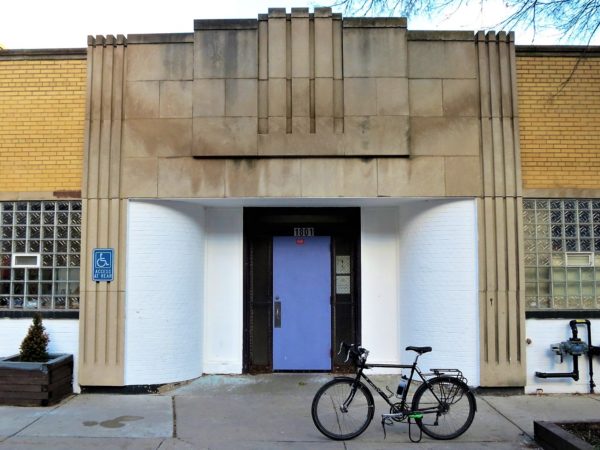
[243, 207, 361, 373]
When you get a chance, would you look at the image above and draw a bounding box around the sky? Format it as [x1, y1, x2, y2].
[0, 0, 596, 49]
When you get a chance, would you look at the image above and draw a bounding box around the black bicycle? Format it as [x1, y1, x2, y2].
[311, 343, 476, 442]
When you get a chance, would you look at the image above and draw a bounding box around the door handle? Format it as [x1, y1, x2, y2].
[274, 301, 281, 328]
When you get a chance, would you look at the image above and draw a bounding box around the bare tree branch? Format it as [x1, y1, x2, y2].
[331, 0, 600, 43]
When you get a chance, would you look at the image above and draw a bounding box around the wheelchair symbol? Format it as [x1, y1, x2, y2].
[95, 252, 110, 268]
[93, 249, 114, 281]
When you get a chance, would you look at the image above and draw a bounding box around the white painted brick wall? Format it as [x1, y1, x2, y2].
[0, 318, 79, 390]
[360, 201, 479, 385]
[202, 208, 244, 374]
[526, 319, 600, 394]
[397, 199, 480, 386]
[361, 207, 401, 365]
[125, 200, 205, 385]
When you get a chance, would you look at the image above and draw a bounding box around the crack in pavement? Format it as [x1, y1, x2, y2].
[478, 397, 534, 440]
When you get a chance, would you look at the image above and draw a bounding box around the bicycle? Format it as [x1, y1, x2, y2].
[311, 343, 477, 442]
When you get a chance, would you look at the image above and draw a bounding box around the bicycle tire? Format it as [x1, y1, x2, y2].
[311, 377, 375, 440]
[411, 376, 476, 440]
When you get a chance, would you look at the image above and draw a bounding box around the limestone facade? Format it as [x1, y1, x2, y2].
[78, 9, 522, 386]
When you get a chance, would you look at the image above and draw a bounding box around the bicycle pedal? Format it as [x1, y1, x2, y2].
[381, 413, 401, 421]
[408, 413, 423, 420]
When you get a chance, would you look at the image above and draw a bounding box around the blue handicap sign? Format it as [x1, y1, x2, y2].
[92, 248, 114, 282]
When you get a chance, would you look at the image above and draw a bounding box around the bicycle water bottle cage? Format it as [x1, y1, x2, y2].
[406, 346, 432, 354]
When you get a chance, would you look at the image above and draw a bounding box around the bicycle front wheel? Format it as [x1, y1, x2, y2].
[311, 377, 374, 440]
[411, 376, 476, 440]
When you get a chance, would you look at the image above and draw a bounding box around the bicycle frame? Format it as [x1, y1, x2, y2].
[346, 356, 445, 420]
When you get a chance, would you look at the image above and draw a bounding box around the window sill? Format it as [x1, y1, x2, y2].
[0, 310, 79, 319]
[526, 310, 600, 319]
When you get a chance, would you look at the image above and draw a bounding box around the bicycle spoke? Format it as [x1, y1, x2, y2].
[312, 378, 374, 440]
[411, 377, 476, 440]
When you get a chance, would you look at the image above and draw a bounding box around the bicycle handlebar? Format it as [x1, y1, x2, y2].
[338, 342, 434, 367]
[338, 342, 369, 364]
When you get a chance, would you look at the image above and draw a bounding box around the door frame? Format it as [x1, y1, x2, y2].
[243, 207, 361, 373]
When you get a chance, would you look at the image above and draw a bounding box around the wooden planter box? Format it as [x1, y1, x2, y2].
[0, 354, 73, 406]
[535, 420, 597, 450]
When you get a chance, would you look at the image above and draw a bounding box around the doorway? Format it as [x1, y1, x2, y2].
[243, 207, 360, 373]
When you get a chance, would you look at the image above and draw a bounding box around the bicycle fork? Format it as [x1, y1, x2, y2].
[340, 385, 359, 413]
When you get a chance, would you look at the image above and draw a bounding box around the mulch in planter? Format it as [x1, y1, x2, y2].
[559, 422, 600, 449]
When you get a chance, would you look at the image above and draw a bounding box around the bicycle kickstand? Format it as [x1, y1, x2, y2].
[381, 415, 393, 439]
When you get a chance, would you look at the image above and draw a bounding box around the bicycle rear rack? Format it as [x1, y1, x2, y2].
[429, 368, 468, 385]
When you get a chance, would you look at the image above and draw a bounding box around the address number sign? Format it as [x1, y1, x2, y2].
[293, 227, 314, 237]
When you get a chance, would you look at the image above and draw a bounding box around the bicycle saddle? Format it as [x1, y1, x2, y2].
[406, 346, 432, 354]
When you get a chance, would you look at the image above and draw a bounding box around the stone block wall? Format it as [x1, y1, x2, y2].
[517, 48, 600, 192]
[0, 50, 86, 197]
[475, 31, 525, 386]
[407, 31, 482, 197]
[110, 10, 488, 200]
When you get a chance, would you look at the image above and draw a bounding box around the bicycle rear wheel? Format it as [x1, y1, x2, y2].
[311, 377, 374, 440]
[411, 376, 476, 440]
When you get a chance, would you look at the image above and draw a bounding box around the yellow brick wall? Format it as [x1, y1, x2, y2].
[517, 54, 600, 189]
[0, 58, 86, 193]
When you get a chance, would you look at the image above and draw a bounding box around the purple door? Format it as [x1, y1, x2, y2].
[273, 236, 331, 370]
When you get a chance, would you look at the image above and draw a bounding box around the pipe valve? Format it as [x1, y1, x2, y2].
[551, 340, 589, 362]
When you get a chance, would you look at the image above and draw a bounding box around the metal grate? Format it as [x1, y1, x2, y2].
[0, 201, 81, 311]
[523, 199, 600, 310]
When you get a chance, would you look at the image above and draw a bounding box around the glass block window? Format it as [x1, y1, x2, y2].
[0, 201, 81, 311]
[524, 199, 600, 311]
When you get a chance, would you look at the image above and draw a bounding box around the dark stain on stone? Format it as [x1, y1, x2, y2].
[82, 415, 143, 429]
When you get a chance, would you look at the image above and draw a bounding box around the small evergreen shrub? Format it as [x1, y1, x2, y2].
[19, 313, 50, 362]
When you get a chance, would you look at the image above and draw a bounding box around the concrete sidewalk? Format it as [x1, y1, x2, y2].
[1, 374, 599, 449]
